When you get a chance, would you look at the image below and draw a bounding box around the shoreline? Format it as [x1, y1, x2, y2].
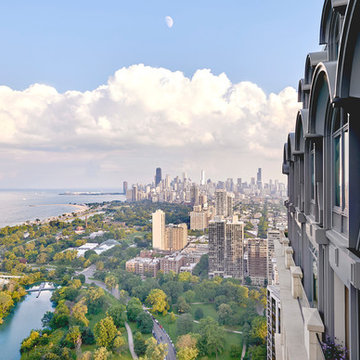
[0, 203, 89, 229]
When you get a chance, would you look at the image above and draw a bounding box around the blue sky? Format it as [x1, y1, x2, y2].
[0, 1, 326, 188]
[0, 0, 323, 94]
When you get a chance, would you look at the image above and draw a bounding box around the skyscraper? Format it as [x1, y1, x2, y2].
[247, 238, 268, 286]
[155, 167, 162, 186]
[200, 170, 205, 186]
[165, 223, 188, 251]
[215, 189, 234, 217]
[257, 168, 262, 189]
[123, 181, 128, 195]
[208, 218, 244, 279]
[152, 209, 165, 249]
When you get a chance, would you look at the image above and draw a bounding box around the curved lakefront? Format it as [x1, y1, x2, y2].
[0, 287, 54, 360]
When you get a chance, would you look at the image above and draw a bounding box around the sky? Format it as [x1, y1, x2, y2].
[0, 0, 325, 189]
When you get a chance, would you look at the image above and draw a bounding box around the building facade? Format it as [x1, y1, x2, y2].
[247, 238, 268, 286]
[165, 223, 188, 251]
[155, 167, 162, 186]
[152, 209, 165, 250]
[281, 1, 360, 359]
[190, 205, 209, 231]
[208, 218, 244, 279]
[160, 254, 186, 273]
[215, 189, 234, 217]
[267, 285, 281, 360]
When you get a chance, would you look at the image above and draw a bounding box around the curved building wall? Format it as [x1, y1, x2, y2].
[282, 1, 360, 359]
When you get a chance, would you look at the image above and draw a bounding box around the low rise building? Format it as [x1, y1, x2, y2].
[159, 254, 185, 274]
[125, 257, 160, 277]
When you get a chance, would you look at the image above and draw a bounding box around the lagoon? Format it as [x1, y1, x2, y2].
[0, 289, 54, 360]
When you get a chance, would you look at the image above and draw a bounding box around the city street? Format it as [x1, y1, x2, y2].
[152, 319, 176, 360]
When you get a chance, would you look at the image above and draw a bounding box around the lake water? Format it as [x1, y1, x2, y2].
[0, 289, 54, 360]
[0, 189, 125, 228]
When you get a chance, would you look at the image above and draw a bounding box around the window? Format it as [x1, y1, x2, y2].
[311, 144, 315, 200]
[332, 109, 349, 213]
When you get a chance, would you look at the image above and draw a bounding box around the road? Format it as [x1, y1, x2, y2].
[79, 265, 176, 359]
[77, 266, 134, 358]
[125, 322, 138, 359]
[152, 318, 176, 360]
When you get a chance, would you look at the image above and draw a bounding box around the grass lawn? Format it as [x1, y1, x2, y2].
[196, 332, 243, 360]
[127, 320, 152, 340]
[190, 303, 217, 319]
[124, 231, 147, 243]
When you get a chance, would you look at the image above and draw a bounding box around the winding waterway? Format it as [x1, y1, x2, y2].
[0, 289, 54, 360]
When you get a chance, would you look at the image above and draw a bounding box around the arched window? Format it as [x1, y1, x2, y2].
[332, 109, 349, 213]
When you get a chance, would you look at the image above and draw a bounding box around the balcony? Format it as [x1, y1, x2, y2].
[274, 238, 325, 360]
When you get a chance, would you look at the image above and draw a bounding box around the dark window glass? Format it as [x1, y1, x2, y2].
[311, 150, 315, 200]
[334, 135, 341, 207]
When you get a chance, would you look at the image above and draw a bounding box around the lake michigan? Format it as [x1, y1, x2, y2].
[0, 189, 125, 229]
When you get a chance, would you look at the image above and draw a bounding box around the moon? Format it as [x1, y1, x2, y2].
[165, 16, 174, 28]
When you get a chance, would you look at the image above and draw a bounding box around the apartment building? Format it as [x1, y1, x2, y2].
[208, 218, 244, 279]
[267, 285, 281, 360]
[165, 223, 188, 251]
[280, 1, 360, 359]
[247, 238, 268, 286]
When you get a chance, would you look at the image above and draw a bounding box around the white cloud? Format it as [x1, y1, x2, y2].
[0, 64, 299, 187]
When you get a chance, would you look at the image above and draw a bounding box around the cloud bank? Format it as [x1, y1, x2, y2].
[0, 64, 299, 187]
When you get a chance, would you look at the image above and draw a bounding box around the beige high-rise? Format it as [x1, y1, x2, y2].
[215, 189, 234, 217]
[152, 209, 165, 250]
[165, 223, 188, 251]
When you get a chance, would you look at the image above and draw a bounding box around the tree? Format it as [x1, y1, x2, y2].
[192, 254, 208, 278]
[134, 332, 147, 356]
[244, 276, 252, 285]
[217, 303, 233, 325]
[146, 289, 169, 315]
[41, 311, 54, 328]
[136, 311, 153, 334]
[127, 297, 143, 322]
[250, 317, 267, 343]
[176, 313, 193, 336]
[81, 327, 95, 345]
[107, 304, 126, 327]
[93, 347, 110, 360]
[94, 316, 118, 349]
[113, 335, 126, 352]
[162, 280, 183, 304]
[183, 290, 195, 304]
[65, 326, 82, 349]
[80, 352, 92, 360]
[72, 299, 89, 327]
[194, 308, 204, 320]
[176, 296, 191, 314]
[0, 291, 14, 324]
[176, 334, 199, 360]
[197, 317, 225, 358]
[247, 345, 267, 359]
[230, 344, 243, 358]
[141, 337, 168, 360]
[168, 311, 177, 323]
[105, 275, 117, 290]
[86, 286, 105, 314]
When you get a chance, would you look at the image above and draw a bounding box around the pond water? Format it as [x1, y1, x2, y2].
[0, 288, 54, 360]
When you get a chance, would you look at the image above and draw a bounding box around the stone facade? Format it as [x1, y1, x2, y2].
[282, 1, 360, 358]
